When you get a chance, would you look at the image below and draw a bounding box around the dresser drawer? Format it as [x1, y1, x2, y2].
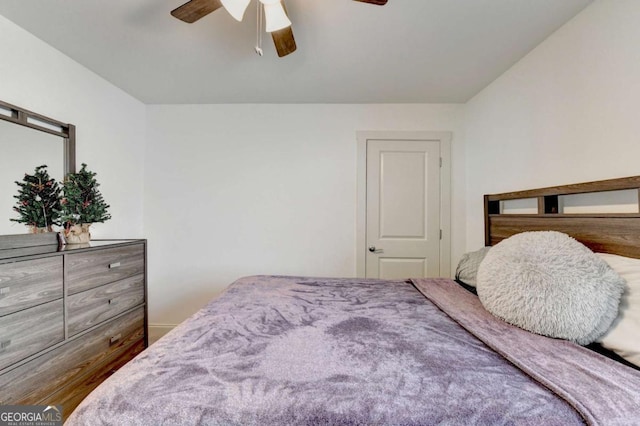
[66, 244, 144, 294]
[0, 307, 144, 406]
[0, 299, 64, 370]
[39, 339, 145, 421]
[67, 274, 145, 336]
[0, 257, 63, 316]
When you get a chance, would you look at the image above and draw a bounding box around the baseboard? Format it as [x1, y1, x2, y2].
[148, 324, 177, 345]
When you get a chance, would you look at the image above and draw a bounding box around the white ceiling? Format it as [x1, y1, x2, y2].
[0, 0, 592, 104]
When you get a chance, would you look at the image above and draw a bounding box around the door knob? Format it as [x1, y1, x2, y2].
[368, 246, 377, 252]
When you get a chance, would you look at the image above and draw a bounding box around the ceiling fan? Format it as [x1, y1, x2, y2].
[171, 0, 388, 58]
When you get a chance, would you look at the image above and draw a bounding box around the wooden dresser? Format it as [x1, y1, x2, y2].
[0, 235, 147, 420]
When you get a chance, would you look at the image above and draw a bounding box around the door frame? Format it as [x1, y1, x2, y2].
[356, 131, 452, 278]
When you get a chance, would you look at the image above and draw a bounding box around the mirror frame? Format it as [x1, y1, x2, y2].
[0, 99, 76, 177]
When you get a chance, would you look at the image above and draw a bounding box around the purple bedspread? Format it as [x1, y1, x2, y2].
[67, 276, 640, 425]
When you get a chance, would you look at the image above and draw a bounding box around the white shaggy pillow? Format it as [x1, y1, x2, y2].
[477, 231, 625, 345]
[596, 253, 640, 368]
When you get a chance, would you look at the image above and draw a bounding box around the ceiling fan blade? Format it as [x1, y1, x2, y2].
[271, 26, 297, 57]
[270, 1, 296, 57]
[171, 0, 223, 23]
[353, 0, 388, 5]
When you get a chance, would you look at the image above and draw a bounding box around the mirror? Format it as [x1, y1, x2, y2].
[0, 100, 75, 235]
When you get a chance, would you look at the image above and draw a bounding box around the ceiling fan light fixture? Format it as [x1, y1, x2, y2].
[262, 1, 292, 33]
[221, 0, 251, 21]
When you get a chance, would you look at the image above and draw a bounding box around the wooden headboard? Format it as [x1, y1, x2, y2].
[484, 176, 640, 259]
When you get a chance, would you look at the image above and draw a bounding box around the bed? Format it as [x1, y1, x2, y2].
[67, 176, 640, 425]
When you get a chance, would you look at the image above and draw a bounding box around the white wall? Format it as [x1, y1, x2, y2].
[0, 14, 146, 238]
[464, 0, 640, 250]
[145, 104, 465, 324]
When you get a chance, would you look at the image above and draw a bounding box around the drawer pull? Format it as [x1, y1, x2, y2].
[109, 262, 121, 269]
[0, 287, 9, 298]
[0, 339, 11, 352]
[109, 334, 122, 345]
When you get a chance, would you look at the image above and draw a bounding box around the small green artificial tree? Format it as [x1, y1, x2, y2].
[11, 165, 62, 231]
[58, 163, 111, 227]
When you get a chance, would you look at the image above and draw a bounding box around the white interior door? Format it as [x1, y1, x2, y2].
[365, 139, 441, 279]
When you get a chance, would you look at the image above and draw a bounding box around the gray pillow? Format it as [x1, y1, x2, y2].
[476, 231, 625, 345]
[455, 246, 491, 286]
